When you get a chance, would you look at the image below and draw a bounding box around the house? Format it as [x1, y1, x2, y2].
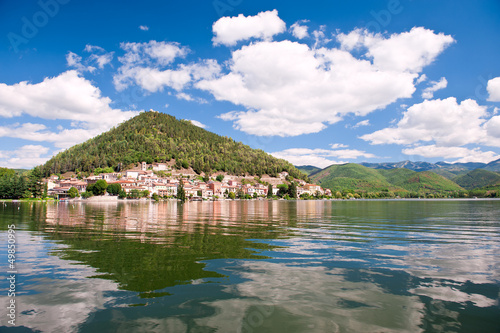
[208, 182, 222, 196]
[152, 163, 169, 171]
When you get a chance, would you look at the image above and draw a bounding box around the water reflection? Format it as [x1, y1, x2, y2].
[0, 200, 499, 332]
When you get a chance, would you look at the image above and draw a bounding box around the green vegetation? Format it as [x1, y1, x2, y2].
[87, 180, 108, 196]
[310, 163, 464, 198]
[68, 187, 79, 198]
[453, 169, 500, 190]
[296, 165, 322, 176]
[107, 183, 122, 196]
[177, 182, 186, 203]
[0, 167, 44, 199]
[40, 111, 307, 181]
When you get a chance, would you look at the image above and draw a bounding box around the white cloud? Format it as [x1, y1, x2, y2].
[361, 98, 489, 147]
[0, 70, 139, 152]
[415, 74, 427, 84]
[118, 40, 188, 67]
[337, 27, 455, 73]
[113, 41, 220, 93]
[212, 10, 286, 46]
[487, 77, 500, 102]
[67, 46, 113, 72]
[330, 143, 349, 149]
[271, 147, 376, 168]
[0, 145, 51, 169]
[198, 36, 422, 136]
[89, 52, 113, 69]
[402, 145, 499, 164]
[422, 77, 447, 99]
[361, 97, 500, 162]
[139, 25, 149, 31]
[176, 92, 208, 104]
[186, 119, 207, 129]
[351, 119, 370, 128]
[290, 21, 309, 39]
[66, 51, 95, 73]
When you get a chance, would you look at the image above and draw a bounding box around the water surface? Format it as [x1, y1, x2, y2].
[1, 200, 499, 332]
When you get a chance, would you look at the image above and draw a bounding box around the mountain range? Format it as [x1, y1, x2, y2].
[297, 160, 500, 196]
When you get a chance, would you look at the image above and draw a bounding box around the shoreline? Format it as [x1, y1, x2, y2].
[2, 197, 500, 203]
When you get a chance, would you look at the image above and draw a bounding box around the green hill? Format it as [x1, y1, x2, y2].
[310, 164, 400, 192]
[310, 164, 463, 196]
[453, 169, 500, 190]
[40, 111, 307, 180]
[296, 165, 322, 176]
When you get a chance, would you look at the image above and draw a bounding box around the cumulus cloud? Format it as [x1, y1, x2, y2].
[402, 145, 499, 164]
[113, 41, 220, 93]
[212, 10, 286, 46]
[422, 77, 447, 99]
[361, 97, 500, 162]
[361, 98, 489, 147]
[290, 21, 309, 39]
[0, 70, 139, 153]
[487, 77, 500, 102]
[271, 147, 377, 168]
[337, 27, 455, 73]
[0, 145, 52, 169]
[139, 25, 149, 31]
[197, 36, 430, 136]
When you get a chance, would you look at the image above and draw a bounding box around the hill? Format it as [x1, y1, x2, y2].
[310, 164, 401, 192]
[296, 165, 322, 176]
[453, 169, 500, 190]
[40, 111, 307, 180]
[310, 164, 463, 196]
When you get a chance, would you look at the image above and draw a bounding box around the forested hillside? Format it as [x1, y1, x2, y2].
[40, 111, 307, 180]
[310, 163, 464, 197]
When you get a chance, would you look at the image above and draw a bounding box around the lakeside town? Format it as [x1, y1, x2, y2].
[47, 161, 330, 201]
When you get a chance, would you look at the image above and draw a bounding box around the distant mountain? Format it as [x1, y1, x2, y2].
[361, 159, 498, 173]
[361, 160, 438, 171]
[296, 165, 322, 176]
[310, 163, 463, 195]
[40, 111, 307, 180]
[453, 169, 500, 190]
[484, 158, 500, 172]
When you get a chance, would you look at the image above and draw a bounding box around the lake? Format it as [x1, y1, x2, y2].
[1, 199, 499, 332]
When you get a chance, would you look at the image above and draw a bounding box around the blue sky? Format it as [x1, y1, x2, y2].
[1, 0, 500, 169]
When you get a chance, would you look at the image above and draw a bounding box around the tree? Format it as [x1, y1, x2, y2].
[177, 182, 186, 203]
[152, 193, 160, 201]
[142, 190, 150, 198]
[118, 190, 127, 199]
[68, 187, 79, 198]
[267, 184, 273, 198]
[28, 166, 44, 198]
[237, 188, 245, 199]
[107, 183, 122, 196]
[288, 182, 297, 199]
[216, 175, 224, 182]
[228, 191, 236, 200]
[92, 179, 108, 195]
[81, 191, 93, 199]
[277, 184, 288, 197]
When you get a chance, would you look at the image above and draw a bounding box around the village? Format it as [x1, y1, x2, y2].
[46, 162, 330, 200]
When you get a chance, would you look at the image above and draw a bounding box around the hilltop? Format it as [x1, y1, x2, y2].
[40, 111, 307, 181]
